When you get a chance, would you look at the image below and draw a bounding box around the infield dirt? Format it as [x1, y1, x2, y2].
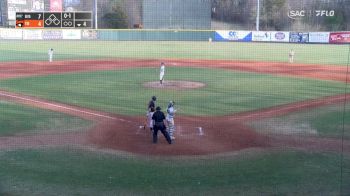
[0, 59, 348, 156]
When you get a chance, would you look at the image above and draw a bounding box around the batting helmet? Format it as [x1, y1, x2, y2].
[152, 96, 157, 101]
[168, 100, 174, 108]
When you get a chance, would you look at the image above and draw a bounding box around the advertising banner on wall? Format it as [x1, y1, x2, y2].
[62, 29, 81, 39]
[23, 29, 43, 40]
[82, 30, 98, 39]
[252, 31, 271, 42]
[214, 31, 252, 42]
[0, 29, 22, 39]
[8, 0, 44, 20]
[329, 32, 350, 43]
[43, 30, 63, 40]
[290, 32, 309, 43]
[270, 32, 290, 42]
[309, 32, 330, 43]
[50, 0, 63, 11]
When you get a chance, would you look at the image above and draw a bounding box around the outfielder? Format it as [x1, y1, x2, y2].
[166, 101, 177, 140]
[289, 49, 295, 63]
[159, 62, 165, 85]
[48, 48, 54, 62]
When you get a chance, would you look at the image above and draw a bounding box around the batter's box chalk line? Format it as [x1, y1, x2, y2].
[175, 125, 205, 137]
[135, 124, 205, 136]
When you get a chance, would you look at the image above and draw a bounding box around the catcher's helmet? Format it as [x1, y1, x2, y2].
[156, 106, 161, 111]
[152, 96, 157, 101]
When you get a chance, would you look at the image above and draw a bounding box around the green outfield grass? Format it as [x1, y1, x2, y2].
[0, 41, 348, 65]
[0, 67, 346, 116]
[0, 149, 349, 195]
[250, 103, 350, 139]
[0, 100, 91, 136]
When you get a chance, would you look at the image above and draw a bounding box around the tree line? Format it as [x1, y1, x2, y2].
[99, 0, 349, 31]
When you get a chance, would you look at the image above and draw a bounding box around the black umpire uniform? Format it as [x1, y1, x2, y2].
[152, 107, 172, 144]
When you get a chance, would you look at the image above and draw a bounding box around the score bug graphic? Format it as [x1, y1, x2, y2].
[16, 13, 43, 28]
[44, 13, 61, 27]
[62, 12, 74, 28]
[16, 12, 92, 28]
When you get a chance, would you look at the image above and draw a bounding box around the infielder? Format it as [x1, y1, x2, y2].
[289, 49, 295, 63]
[48, 48, 54, 62]
[159, 62, 165, 85]
[166, 101, 177, 140]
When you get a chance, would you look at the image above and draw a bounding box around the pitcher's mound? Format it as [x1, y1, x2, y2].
[143, 80, 205, 90]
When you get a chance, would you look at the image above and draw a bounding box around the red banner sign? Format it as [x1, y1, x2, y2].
[329, 32, 350, 43]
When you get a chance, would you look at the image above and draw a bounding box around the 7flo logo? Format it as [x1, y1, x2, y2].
[288, 10, 335, 20]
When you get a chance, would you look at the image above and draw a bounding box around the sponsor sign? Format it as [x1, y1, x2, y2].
[329, 32, 350, 43]
[8, 0, 44, 20]
[62, 29, 81, 39]
[214, 31, 252, 42]
[82, 30, 98, 39]
[309, 32, 330, 43]
[252, 31, 271, 42]
[43, 30, 63, 39]
[8, 0, 26, 4]
[23, 29, 43, 40]
[290, 32, 309, 43]
[50, 0, 63, 12]
[0, 29, 22, 39]
[270, 32, 290, 42]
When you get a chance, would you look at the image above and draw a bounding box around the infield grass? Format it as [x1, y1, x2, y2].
[250, 103, 350, 139]
[0, 148, 349, 195]
[0, 41, 348, 65]
[0, 67, 346, 116]
[0, 100, 91, 136]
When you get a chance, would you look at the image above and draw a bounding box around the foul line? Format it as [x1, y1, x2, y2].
[0, 91, 130, 122]
[230, 96, 347, 121]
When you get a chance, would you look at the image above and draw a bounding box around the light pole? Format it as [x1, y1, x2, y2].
[256, 0, 260, 31]
[95, 0, 98, 29]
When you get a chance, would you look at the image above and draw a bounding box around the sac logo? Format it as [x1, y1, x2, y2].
[287, 10, 305, 20]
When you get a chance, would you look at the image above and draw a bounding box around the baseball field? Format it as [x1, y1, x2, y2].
[0, 40, 349, 195]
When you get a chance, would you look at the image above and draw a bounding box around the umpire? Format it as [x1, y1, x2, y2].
[152, 106, 172, 144]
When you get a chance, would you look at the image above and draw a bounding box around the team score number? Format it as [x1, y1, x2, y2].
[26, 13, 42, 20]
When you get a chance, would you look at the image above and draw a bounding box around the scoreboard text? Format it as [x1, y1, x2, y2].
[16, 12, 92, 28]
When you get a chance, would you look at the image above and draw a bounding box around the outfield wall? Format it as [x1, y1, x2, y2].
[0, 28, 349, 44]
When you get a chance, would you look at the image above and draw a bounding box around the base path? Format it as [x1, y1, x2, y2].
[0, 89, 349, 155]
[0, 59, 349, 155]
[0, 59, 348, 82]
